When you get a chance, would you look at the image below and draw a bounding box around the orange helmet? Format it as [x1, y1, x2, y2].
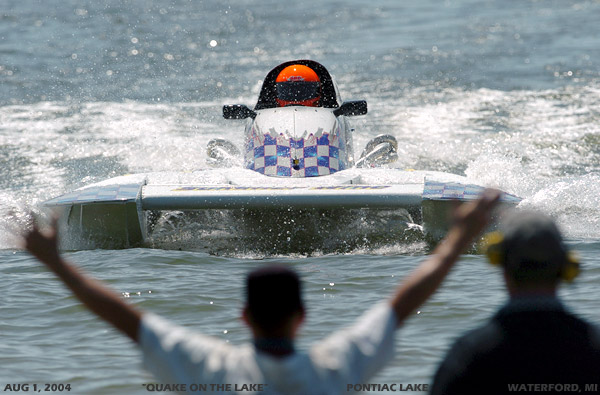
[275, 64, 321, 107]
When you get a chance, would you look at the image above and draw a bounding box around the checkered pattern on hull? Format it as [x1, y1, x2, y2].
[423, 180, 522, 203]
[43, 184, 141, 206]
[245, 130, 348, 177]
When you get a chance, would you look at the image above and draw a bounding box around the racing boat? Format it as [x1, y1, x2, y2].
[44, 60, 520, 250]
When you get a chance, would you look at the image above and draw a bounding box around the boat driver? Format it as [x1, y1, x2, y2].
[275, 64, 322, 107]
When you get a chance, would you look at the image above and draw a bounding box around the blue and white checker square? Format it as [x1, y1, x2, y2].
[253, 145, 264, 158]
[317, 135, 330, 145]
[264, 144, 276, 156]
[265, 155, 277, 167]
[253, 156, 265, 169]
[277, 145, 290, 157]
[317, 144, 329, 157]
[246, 132, 347, 177]
[264, 134, 277, 145]
[305, 166, 319, 177]
[329, 146, 339, 159]
[45, 184, 141, 205]
[277, 166, 291, 176]
[304, 157, 317, 167]
[290, 138, 304, 149]
[304, 146, 317, 157]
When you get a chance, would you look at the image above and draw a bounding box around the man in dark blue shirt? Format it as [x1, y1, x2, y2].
[431, 210, 600, 394]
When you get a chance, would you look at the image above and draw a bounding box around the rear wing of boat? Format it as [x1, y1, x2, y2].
[43, 179, 520, 209]
[140, 184, 425, 210]
[43, 179, 520, 248]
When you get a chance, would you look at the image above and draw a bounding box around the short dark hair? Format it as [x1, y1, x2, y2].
[246, 265, 304, 332]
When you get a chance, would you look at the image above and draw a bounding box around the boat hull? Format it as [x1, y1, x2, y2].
[44, 168, 521, 250]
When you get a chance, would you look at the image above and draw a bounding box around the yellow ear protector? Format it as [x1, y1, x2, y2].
[483, 231, 580, 282]
[483, 231, 505, 266]
[562, 251, 581, 282]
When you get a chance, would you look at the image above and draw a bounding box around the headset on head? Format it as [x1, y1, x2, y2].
[483, 231, 580, 282]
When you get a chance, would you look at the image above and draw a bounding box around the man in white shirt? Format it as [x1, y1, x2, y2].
[22, 190, 501, 394]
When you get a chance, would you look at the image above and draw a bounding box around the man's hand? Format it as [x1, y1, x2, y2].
[20, 213, 142, 342]
[390, 189, 502, 325]
[23, 215, 61, 267]
[443, 189, 502, 254]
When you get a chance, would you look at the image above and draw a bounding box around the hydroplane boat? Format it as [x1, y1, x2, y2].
[44, 60, 520, 250]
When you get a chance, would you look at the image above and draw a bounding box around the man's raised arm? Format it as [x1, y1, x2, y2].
[23, 218, 142, 342]
[391, 189, 501, 325]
